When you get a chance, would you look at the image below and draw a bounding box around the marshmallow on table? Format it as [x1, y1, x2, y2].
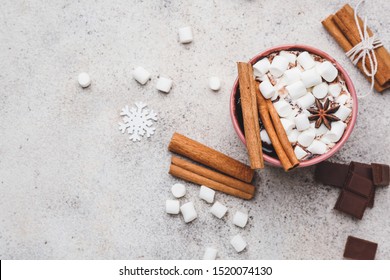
[307, 140, 328, 155]
[294, 146, 308, 160]
[203, 247, 218, 260]
[230, 234, 247, 253]
[301, 68, 322, 88]
[260, 129, 272, 145]
[210, 201, 227, 219]
[269, 56, 289, 78]
[178, 26, 193, 43]
[296, 93, 315, 109]
[311, 123, 329, 136]
[274, 99, 293, 117]
[253, 58, 270, 77]
[156, 77, 173, 93]
[280, 118, 295, 134]
[208, 76, 221, 91]
[297, 128, 315, 147]
[337, 94, 349, 105]
[171, 183, 186, 198]
[233, 211, 248, 228]
[286, 81, 307, 100]
[259, 79, 275, 99]
[288, 129, 300, 143]
[166, 200, 180, 214]
[279, 51, 297, 64]
[283, 68, 301, 85]
[325, 121, 347, 142]
[133, 66, 151, 85]
[328, 83, 342, 97]
[297, 51, 316, 70]
[180, 202, 197, 223]
[199, 185, 215, 203]
[317, 61, 338, 82]
[334, 105, 352, 122]
[78, 72, 91, 88]
[294, 114, 311, 131]
[312, 82, 329, 99]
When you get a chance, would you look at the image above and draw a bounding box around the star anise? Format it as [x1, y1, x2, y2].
[307, 98, 340, 130]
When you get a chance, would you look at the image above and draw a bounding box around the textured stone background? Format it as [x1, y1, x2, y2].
[0, 0, 389, 259]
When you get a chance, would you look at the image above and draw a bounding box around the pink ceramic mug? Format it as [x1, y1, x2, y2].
[230, 44, 358, 168]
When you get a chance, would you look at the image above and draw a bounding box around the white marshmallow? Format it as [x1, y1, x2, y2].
[328, 83, 342, 97]
[324, 121, 347, 142]
[180, 202, 197, 223]
[259, 79, 275, 99]
[334, 105, 352, 122]
[210, 201, 227, 219]
[286, 81, 307, 100]
[297, 51, 316, 70]
[311, 123, 329, 136]
[133, 66, 151, 85]
[312, 82, 329, 99]
[280, 118, 295, 134]
[233, 211, 248, 228]
[171, 183, 186, 198]
[230, 234, 247, 253]
[317, 61, 338, 82]
[283, 68, 301, 85]
[199, 185, 215, 204]
[320, 135, 332, 145]
[208, 76, 221, 91]
[294, 146, 308, 160]
[288, 129, 300, 143]
[271, 90, 279, 101]
[301, 68, 322, 88]
[296, 93, 315, 109]
[253, 58, 270, 77]
[156, 76, 173, 93]
[307, 140, 328, 155]
[337, 94, 349, 105]
[297, 128, 316, 147]
[257, 74, 269, 82]
[78, 72, 91, 88]
[166, 200, 180, 214]
[279, 51, 297, 64]
[274, 99, 293, 117]
[269, 56, 289, 78]
[260, 129, 272, 145]
[203, 247, 218, 260]
[294, 114, 311, 131]
[178, 26, 193, 43]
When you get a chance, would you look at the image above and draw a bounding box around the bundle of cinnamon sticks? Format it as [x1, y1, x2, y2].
[322, 4, 390, 92]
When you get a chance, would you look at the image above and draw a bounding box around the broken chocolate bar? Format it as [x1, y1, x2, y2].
[334, 190, 367, 220]
[343, 236, 378, 260]
[314, 161, 350, 188]
[371, 163, 390, 187]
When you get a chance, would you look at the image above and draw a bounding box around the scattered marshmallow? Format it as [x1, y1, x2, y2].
[286, 81, 307, 100]
[288, 129, 300, 143]
[297, 128, 316, 147]
[208, 76, 221, 91]
[269, 56, 289, 78]
[337, 94, 349, 105]
[203, 247, 218, 260]
[334, 105, 352, 122]
[260, 129, 272, 145]
[133, 66, 151, 85]
[178, 26, 193, 44]
[312, 82, 329, 99]
[210, 201, 227, 219]
[180, 202, 197, 223]
[233, 211, 249, 228]
[78, 72, 91, 88]
[279, 51, 297, 64]
[274, 99, 293, 117]
[301, 68, 322, 88]
[199, 185, 215, 204]
[311, 123, 329, 136]
[307, 140, 328, 155]
[259, 79, 275, 99]
[328, 83, 342, 97]
[297, 51, 316, 70]
[171, 183, 186, 198]
[294, 146, 308, 160]
[317, 61, 338, 82]
[280, 118, 295, 134]
[156, 76, 173, 93]
[253, 58, 270, 77]
[296, 93, 315, 109]
[324, 121, 347, 142]
[294, 114, 311, 131]
[230, 234, 247, 253]
[283, 68, 301, 85]
[166, 199, 180, 214]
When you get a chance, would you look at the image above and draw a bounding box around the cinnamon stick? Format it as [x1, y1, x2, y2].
[169, 164, 253, 200]
[237, 62, 264, 169]
[168, 132, 254, 183]
[171, 156, 255, 195]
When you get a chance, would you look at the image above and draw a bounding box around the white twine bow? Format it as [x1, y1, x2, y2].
[345, 0, 383, 98]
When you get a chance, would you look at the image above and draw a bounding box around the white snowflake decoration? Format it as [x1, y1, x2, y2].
[118, 102, 158, 142]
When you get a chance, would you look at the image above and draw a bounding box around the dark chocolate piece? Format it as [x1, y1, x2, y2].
[315, 161, 349, 188]
[343, 236, 378, 260]
[344, 172, 374, 198]
[367, 190, 375, 208]
[371, 163, 390, 187]
[334, 190, 367, 219]
[350, 162, 375, 208]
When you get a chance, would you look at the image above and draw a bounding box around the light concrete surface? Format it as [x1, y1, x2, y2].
[0, 0, 389, 260]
